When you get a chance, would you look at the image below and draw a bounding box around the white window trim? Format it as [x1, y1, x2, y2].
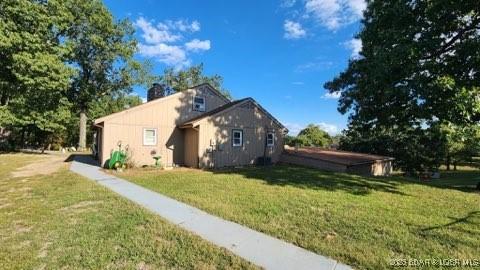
[193, 96, 206, 112]
[143, 128, 157, 146]
[267, 132, 274, 147]
[232, 129, 243, 147]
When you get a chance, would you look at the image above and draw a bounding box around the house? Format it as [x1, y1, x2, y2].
[93, 83, 288, 168]
[281, 147, 394, 176]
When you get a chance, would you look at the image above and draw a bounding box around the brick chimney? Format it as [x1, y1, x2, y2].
[147, 83, 166, 102]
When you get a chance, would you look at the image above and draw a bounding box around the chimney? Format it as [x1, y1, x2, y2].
[147, 83, 166, 102]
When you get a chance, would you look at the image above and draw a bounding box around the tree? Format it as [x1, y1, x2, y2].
[289, 124, 332, 147]
[438, 123, 480, 170]
[325, 1, 480, 172]
[61, 94, 143, 147]
[0, 0, 74, 150]
[162, 64, 231, 99]
[64, 0, 153, 150]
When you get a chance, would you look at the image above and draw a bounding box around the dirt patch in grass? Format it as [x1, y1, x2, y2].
[60, 200, 103, 211]
[11, 155, 66, 178]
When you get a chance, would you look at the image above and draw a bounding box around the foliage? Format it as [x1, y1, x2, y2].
[60, 94, 143, 147]
[287, 124, 332, 147]
[437, 122, 480, 170]
[284, 135, 296, 146]
[325, 0, 480, 172]
[88, 94, 143, 121]
[330, 134, 344, 147]
[0, 0, 74, 149]
[63, 0, 154, 148]
[162, 64, 231, 99]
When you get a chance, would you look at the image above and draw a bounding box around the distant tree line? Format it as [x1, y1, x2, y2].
[324, 0, 480, 173]
[0, 0, 227, 152]
[285, 124, 343, 148]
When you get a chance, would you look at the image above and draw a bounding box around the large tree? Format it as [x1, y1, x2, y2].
[325, 0, 480, 172]
[162, 64, 231, 99]
[64, 0, 151, 150]
[287, 124, 332, 147]
[0, 0, 73, 149]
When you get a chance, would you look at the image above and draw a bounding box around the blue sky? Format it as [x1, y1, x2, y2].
[103, 0, 365, 135]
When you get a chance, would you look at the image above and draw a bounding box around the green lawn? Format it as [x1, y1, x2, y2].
[0, 154, 256, 270]
[120, 165, 480, 270]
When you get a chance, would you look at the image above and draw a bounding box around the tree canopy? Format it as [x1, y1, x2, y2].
[0, 0, 74, 149]
[162, 64, 231, 99]
[286, 124, 332, 148]
[325, 0, 480, 172]
[64, 0, 155, 150]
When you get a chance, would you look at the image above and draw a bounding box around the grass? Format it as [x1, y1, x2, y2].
[0, 154, 257, 270]
[120, 165, 480, 270]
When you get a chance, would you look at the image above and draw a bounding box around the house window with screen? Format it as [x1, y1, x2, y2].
[193, 96, 206, 111]
[232, 129, 243, 147]
[267, 132, 274, 147]
[143, 128, 157, 146]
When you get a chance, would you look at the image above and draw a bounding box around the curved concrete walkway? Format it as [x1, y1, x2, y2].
[70, 157, 352, 270]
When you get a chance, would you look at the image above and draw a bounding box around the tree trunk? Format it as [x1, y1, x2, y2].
[78, 107, 87, 151]
[446, 155, 451, 171]
[453, 162, 457, 171]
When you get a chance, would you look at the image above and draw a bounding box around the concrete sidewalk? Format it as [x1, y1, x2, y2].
[70, 159, 352, 270]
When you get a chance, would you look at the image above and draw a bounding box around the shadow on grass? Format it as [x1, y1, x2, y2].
[64, 154, 99, 166]
[211, 164, 409, 196]
[211, 164, 480, 195]
[421, 211, 480, 232]
[402, 170, 480, 193]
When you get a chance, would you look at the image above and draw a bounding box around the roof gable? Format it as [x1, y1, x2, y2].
[94, 83, 229, 125]
[180, 98, 287, 132]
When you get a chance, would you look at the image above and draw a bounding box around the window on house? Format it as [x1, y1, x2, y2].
[143, 128, 157, 145]
[267, 132, 274, 147]
[232, 129, 243, 147]
[193, 96, 206, 111]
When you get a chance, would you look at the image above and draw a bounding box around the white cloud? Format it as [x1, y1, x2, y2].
[158, 19, 201, 32]
[318, 122, 339, 135]
[347, 0, 367, 17]
[285, 123, 304, 136]
[304, 0, 366, 30]
[141, 97, 147, 103]
[322, 91, 341, 99]
[135, 17, 181, 44]
[295, 60, 334, 72]
[185, 39, 211, 52]
[137, 43, 189, 68]
[281, 0, 297, 8]
[285, 122, 340, 136]
[284, 20, 306, 39]
[344, 38, 362, 58]
[135, 16, 209, 69]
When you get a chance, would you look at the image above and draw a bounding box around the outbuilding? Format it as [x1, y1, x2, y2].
[281, 147, 394, 176]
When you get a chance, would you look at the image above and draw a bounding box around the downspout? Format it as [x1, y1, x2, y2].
[263, 125, 268, 166]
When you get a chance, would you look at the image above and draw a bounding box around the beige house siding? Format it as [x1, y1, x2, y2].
[96, 85, 228, 167]
[196, 100, 285, 168]
[346, 161, 392, 176]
